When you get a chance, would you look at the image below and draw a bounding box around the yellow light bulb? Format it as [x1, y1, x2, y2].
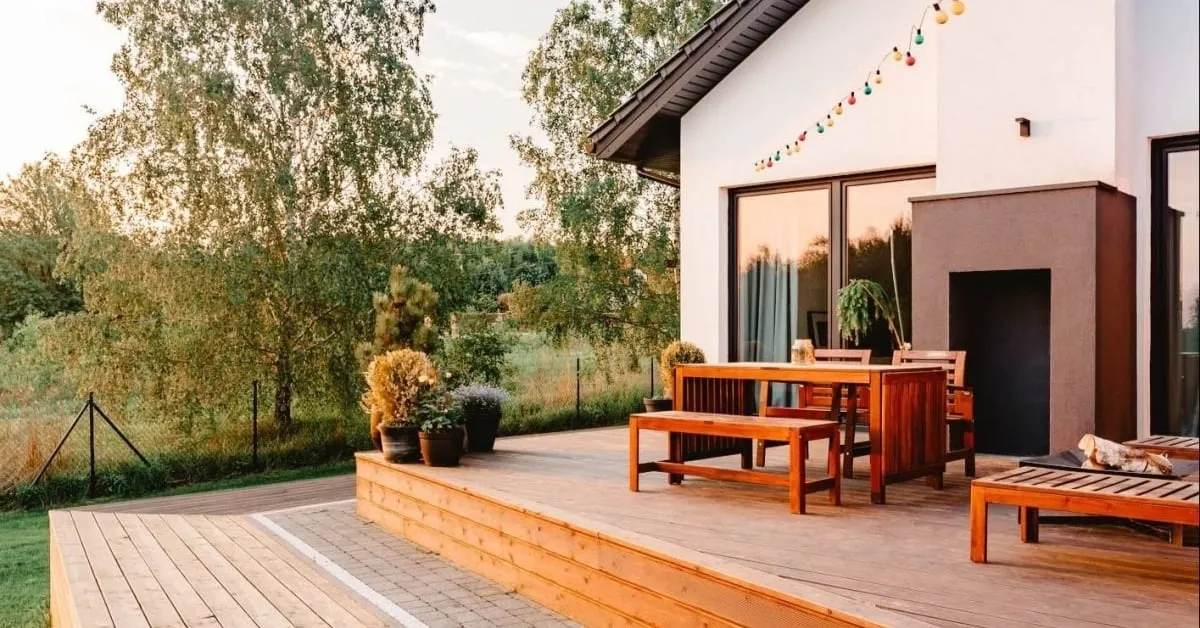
[892, 47, 902, 62]
[951, 0, 965, 15]
[934, 3, 949, 24]
[835, 103, 844, 115]
[874, 71, 883, 85]
[826, 115, 835, 128]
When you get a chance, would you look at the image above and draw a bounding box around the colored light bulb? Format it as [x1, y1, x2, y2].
[767, 157, 773, 167]
[774, 151, 781, 161]
[951, 0, 965, 15]
[874, 70, 883, 84]
[798, 131, 807, 142]
[835, 102, 844, 115]
[826, 115, 834, 128]
[817, 123, 825, 134]
[863, 83, 873, 95]
[934, 3, 949, 24]
[892, 46, 902, 62]
[848, 92, 857, 105]
[905, 52, 916, 66]
[914, 29, 924, 45]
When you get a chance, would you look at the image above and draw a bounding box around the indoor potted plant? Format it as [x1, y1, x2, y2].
[415, 376, 465, 467]
[836, 278, 909, 349]
[646, 340, 706, 412]
[452, 384, 510, 453]
[362, 348, 438, 462]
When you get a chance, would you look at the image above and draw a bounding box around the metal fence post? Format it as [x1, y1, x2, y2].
[88, 392, 96, 497]
[575, 357, 581, 427]
[252, 380, 259, 470]
[649, 358, 655, 398]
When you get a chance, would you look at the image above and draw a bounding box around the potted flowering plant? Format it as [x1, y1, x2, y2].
[362, 348, 438, 463]
[646, 341, 706, 412]
[415, 377, 465, 467]
[451, 384, 510, 453]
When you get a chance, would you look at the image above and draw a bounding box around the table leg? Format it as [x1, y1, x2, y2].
[668, 432, 683, 485]
[629, 418, 639, 492]
[842, 384, 858, 479]
[827, 428, 841, 506]
[789, 429, 804, 514]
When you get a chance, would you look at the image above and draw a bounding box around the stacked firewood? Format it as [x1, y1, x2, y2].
[1078, 434, 1173, 475]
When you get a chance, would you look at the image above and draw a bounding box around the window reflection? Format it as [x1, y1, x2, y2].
[735, 188, 830, 362]
[845, 177, 935, 360]
[1165, 148, 1199, 436]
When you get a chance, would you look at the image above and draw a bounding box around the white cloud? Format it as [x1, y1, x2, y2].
[458, 78, 520, 101]
[434, 21, 536, 58]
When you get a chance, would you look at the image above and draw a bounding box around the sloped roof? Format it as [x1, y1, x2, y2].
[585, 0, 809, 174]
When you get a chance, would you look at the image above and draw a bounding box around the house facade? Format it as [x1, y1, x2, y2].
[589, 0, 1199, 453]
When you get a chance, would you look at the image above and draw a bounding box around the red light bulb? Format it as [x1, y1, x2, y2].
[847, 92, 857, 105]
[905, 52, 916, 66]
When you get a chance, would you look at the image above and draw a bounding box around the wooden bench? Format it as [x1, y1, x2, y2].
[630, 411, 840, 514]
[1124, 435, 1200, 461]
[969, 467, 1200, 563]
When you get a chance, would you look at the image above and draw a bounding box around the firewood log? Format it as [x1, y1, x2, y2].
[1078, 434, 1173, 475]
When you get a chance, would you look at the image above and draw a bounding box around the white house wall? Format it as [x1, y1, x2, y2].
[676, 0, 1199, 435]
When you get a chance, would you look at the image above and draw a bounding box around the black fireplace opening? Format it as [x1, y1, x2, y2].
[950, 269, 1052, 456]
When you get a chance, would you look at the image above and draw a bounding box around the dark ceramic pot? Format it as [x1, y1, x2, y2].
[464, 409, 501, 453]
[643, 397, 673, 413]
[419, 429, 464, 467]
[379, 425, 421, 463]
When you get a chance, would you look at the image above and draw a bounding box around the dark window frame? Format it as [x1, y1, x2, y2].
[1150, 133, 1200, 435]
[726, 165, 935, 362]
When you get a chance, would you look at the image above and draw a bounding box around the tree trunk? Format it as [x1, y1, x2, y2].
[274, 354, 293, 432]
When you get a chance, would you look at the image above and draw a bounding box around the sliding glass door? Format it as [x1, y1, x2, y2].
[730, 169, 934, 365]
[1152, 136, 1200, 437]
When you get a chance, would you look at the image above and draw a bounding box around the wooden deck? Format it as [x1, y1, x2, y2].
[359, 427, 1199, 628]
[49, 510, 386, 628]
[78, 474, 355, 515]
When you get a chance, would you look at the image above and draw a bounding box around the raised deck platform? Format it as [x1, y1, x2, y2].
[356, 427, 1200, 628]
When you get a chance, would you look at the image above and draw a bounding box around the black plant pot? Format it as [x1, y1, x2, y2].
[419, 429, 464, 467]
[643, 397, 673, 413]
[380, 425, 421, 463]
[464, 409, 501, 453]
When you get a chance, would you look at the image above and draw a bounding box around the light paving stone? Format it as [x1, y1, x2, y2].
[259, 500, 578, 628]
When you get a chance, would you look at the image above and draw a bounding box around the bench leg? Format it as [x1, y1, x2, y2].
[970, 489, 988, 563]
[629, 419, 639, 492]
[963, 428, 976, 478]
[1171, 523, 1185, 546]
[842, 410, 857, 479]
[740, 439, 753, 470]
[1019, 507, 1039, 543]
[755, 439, 767, 467]
[789, 431, 805, 514]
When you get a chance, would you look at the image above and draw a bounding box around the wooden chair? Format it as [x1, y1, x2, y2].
[757, 349, 872, 468]
[892, 350, 975, 476]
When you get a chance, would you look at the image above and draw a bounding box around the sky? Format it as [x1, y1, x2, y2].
[0, 0, 571, 237]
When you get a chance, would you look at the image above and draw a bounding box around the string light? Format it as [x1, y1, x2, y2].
[933, 3, 949, 24]
[753, 2, 960, 172]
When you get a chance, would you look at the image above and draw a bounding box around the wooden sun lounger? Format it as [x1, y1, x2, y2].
[1123, 435, 1200, 461]
[970, 467, 1200, 563]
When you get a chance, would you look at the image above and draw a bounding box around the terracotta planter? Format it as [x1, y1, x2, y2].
[419, 429, 464, 467]
[379, 425, 421, 463]
[464, 409, 501, 453]
[643, 397, 673, 413]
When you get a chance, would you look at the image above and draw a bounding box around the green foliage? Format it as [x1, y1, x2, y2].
[356, 265, 441, 367]
[451, 384, 510, 414]
[0, 510, 49, 627]
[511, 1, 721, 362]
[837, 279, 905, 348]
[413, 380, 463, 434]
[437, 322, 515, 386]
[362, 349, 439, 429]
[659, 340, 705, 398]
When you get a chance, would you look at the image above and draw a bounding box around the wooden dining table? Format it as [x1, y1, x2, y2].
[672, 362, 948, 504]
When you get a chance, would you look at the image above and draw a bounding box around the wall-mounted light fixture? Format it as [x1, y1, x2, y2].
[1015, 117, 1031, 138]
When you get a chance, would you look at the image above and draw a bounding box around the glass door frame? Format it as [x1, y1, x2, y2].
[725, 165, 935, 361]
[1150, 133, 1200, 435]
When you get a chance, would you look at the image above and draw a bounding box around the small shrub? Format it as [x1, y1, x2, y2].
[659, 341, 706, 399]
[451, 384, 510, 414]
[438, 323, 514, 386]
[361, 349, 439, 429]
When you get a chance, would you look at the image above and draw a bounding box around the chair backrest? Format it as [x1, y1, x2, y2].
[813, 348, 872, 364]
[892, 350, 966, 387]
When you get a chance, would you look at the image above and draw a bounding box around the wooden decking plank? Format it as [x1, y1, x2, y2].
[92, 513, 185, 628]
[140, 514, 258, 628]
[51, 511, 115, 628]
[114, 514, 220, 628]
[164, 514, 294, 628]
[188, 515, 331, 627]
[71, 511, 151, 628]
[228, 516, 390, 628]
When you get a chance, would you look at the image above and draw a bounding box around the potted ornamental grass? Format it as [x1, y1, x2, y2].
[645, 340, 707, 412]
[362, 348, 439, 463]
[452, 384, 510, 453]
[414, 377, 465, 467]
